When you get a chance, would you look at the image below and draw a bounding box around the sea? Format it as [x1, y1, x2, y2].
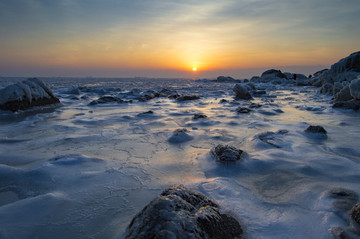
[0, 77, 360, 238]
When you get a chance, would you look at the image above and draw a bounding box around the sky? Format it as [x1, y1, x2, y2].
[0, 0, 359, 78]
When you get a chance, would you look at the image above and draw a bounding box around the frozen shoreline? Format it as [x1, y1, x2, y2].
[0, 76, 360, 238]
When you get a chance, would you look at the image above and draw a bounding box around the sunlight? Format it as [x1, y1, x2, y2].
[192, 67, 197, 72]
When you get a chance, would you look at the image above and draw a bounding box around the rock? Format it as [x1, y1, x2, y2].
[0, 78, 60, 112]
[261, 69, 288, 79]
[320, 83, 334, 95]
[233, 84, 252, 100]
[331, 51, 360, 74]
[176, 95, 201, 101]
[212, 144, 243, 162]
[351, 203, 360, 226]
[89, 96, 125, 105]
[252, 90, 266, 96]
[249, 103, 262, 108]
[168, 128, 193, 144]
[305, 125, 327, 134]
[236, 107, 252, 113]
[333, 99, 360, 110]
[349, 77, 360, 100]
[193, 113, 207, 119]
[125, 185, 243, 239]
[335, 85, 353, 102]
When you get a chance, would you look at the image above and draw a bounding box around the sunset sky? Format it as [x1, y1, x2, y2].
[0, 0, 359, 78]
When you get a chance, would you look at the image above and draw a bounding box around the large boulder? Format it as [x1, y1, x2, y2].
[125, 185, 243, 239]
[334, 85, 353, 102]
[331, 51, 360, 74]
[0, 78, 60, 112]
[233, 84, 252, 100]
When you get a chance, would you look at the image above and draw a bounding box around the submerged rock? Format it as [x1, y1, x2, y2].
[233, 84, 252, 100]
[305, 125, 327, 134]
[89, 96, 125, 105]
[236, 107, 252, 113]
[0, 78, 60, 112]
[176, 95, 201, 101]
[256, 130, 288, 148]
[125, 185, 243, 239]
[212, 144, 243, 162]
[327, 188, 358, 212]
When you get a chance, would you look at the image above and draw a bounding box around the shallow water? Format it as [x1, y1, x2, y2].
[0, 77, 360, 238]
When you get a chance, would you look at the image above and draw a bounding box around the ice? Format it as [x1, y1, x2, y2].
[0, 77, 360, 238]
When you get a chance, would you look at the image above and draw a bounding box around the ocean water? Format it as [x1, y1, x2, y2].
[0, 77, 360, 238]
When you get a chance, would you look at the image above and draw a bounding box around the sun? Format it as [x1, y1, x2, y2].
[192, 67, 197, 72]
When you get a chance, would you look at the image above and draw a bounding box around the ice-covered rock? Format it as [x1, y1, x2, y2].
[233, 84, 252, 100]
[256, 130, 288, 148]
[0, 78, 60, 112]
[333, 99, 360, 110]
[305, 125, 327, 134]
[315, 52, 360, 102]
[212, 144, 243, 162]
[168, 128, 193, 143]
[334, 85, 353, 102]
[349, 77, 360, 100]
[124, 185, 243, 239]
[351, 203, 360, 226]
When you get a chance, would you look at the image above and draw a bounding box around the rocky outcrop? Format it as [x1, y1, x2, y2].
[312, 51, 360, 110]
[212, 144, 243, 162]
[0, 78, 60, 112]
[233, 84, 252, 100]
[261, 69, 288, 79]
[193, 113, 207, 119]
[125, 185, 243, 239]
[215, 76, 241, 83]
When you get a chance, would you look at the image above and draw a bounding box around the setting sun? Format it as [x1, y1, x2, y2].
[192, 67, 197, 72]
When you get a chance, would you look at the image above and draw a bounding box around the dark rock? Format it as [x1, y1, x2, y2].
[261, 69, 288, 79]
[333, 99, 360, 110]
[212, 144, 243, 162]
[193, 113, 207, 119]
[219, 99, 229, 103]
[305, 125, 325, 133]
[89, 96, 125, 105]
[351, 203, 360, 226]
[0, 78, 60, 112]
[313, 69, 329, 77]
[320, 83, 334, 95]
[236, 107, 252, 113]
[305, 125, 327, 134]
[176, 95, 201, 101]
[233, 84, 252, 100]
[138, 110, 154, 116]
[125, 185, 243, 239]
